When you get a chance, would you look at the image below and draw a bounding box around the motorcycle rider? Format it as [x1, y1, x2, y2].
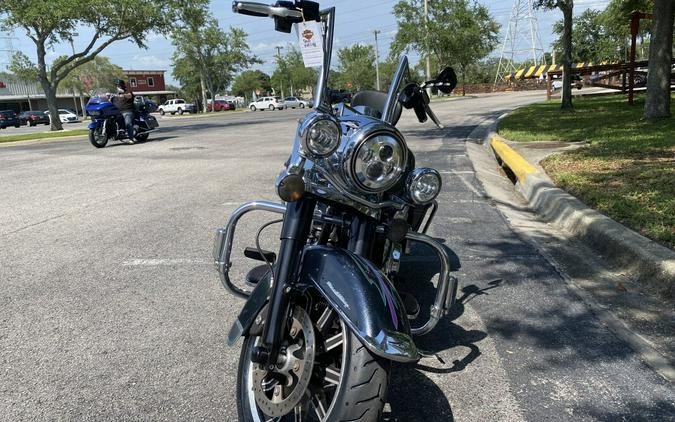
[112, 79, 136, 144]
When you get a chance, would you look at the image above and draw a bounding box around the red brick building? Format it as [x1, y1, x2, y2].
[123, 70, 175, 103]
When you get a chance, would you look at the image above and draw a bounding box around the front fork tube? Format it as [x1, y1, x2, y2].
[262, 197, 316, 363]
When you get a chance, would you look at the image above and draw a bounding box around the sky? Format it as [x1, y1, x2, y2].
[1, 0, 613, 86]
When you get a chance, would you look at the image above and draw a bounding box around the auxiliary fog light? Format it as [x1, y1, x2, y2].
[407, 168, 442, 204]
[302, 115, 341, 157]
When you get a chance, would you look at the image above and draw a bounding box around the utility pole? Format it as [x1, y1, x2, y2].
[424, 0, 432, 97]
[373, 30, 381, 91]
[275, 45, 285, 98]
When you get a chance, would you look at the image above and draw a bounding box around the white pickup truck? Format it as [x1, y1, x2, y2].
[158, 99, 197, 115]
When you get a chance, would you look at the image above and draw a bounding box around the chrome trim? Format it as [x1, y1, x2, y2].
[422, 200, 438, 234]
[382, 55, 409, 124]
[213, 201, 286, 298]
[299, 113, 341, 158]
[405, 231, 457, 335]
[232, 1, 303, 18]
[313, 164, 406, 211]
[314, 8, 336, 113]
[407, 167, 442, 205]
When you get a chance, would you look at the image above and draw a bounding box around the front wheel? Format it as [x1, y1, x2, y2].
[88, 128, 108, 148]
[237, 304, 389, 422]
[159, 109, 165, 116]
[250, 105, 256, 111]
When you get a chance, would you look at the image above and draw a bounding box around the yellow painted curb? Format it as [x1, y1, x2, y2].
[490, 136, 537, 183]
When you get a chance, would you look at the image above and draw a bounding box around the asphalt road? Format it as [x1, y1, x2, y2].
[1, 93, 673, 421]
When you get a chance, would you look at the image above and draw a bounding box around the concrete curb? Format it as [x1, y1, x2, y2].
[487, 133, 675, 298]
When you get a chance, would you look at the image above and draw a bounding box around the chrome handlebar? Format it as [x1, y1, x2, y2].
[232, 1, 304, 18]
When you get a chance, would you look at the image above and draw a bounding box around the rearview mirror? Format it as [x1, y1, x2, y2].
[434, 67, 457, 94]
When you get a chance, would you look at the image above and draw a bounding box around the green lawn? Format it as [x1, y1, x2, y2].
[499, 94, 675, 249]
[0, 129, 89, 144]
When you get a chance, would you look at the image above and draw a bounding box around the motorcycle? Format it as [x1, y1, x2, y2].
[86, 93, 159, 148]
[213, 1, 459, 420]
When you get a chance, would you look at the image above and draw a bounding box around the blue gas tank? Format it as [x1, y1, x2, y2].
[86, 97, 120, 118]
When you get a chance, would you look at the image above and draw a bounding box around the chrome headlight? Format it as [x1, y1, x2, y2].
[407, 168, 442, 204]
[349, 132, 407, 193]
[300, 114, 341, 157]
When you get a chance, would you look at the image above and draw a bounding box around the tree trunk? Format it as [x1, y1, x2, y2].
[200, 74, 208, 113]
[560, 3, 574, 111]
[42, 81, 63, 131]
[644, 0, 674, 120]
[35, 41, 63, 130]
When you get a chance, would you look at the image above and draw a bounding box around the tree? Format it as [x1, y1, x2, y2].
[172, 8, 258, 112]
[535, 0, 575, 111]
[392, 0, 499, 95]
[0, 0, 180, 130]
[232, 70, 272, 101]
[552, 9, 622, 63]
[334, 44, 376, 91]
[644, 0, 674, 119]
[271, 46, 317, 98]
[62, 56, 124, 115]
[7, 52, 38, 110]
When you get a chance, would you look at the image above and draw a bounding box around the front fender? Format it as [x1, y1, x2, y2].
[227, 245, 419, 363]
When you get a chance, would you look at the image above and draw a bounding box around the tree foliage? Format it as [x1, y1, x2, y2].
[171, 7, 258, 111]
[0, 0, 185, 130]
[61, 56, 124, 94]
[552, 9, 621, 63]
[271, 46, 318, 98]
[333, 44, 376, 91]
[392, 0, 499, 91]
[232, 70, 272, 100]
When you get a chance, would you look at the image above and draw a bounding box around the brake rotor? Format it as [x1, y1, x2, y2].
[252, 306, 316, 417]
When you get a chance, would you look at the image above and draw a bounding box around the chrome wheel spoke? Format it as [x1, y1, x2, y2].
[324, 365, 341, 387]
[324, 333, 343, 352]
[316, 307, 335, 332]
[311, 395, 328, 420]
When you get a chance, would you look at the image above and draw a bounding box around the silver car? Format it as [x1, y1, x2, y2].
[283, 96, 310, 109]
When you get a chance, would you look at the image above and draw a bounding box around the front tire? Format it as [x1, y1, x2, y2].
[159, 109, 165, 116]
[250, 105, 256, 112]
[88, 128, 108, 148]
[237, 304, 389, 422]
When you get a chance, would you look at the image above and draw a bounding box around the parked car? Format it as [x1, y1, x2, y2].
[158, 99, 197, 115]
[0, 110, 21, 129]
[45, 109, 80, 123]
[248, 96, 286, 111]
[552, 74, 583, 91]
[19, 110, 50, 126]
[208, 99, 237, 111]
[283, 96, 310, 109]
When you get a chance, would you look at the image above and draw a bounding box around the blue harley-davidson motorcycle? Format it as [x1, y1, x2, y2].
[86, 94, 159, 148]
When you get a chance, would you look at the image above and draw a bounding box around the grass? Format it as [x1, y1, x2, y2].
[499, 94, 675, 249]
[0, 129, 89, 144]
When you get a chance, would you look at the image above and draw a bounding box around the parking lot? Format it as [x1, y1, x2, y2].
[1, 92, 673, 421]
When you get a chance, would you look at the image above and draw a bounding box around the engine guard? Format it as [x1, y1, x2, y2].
[227, 245, 420, 363]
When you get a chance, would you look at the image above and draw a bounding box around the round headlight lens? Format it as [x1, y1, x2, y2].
[303, 117, 341, 157]
[351, 133, 406, 192]
[408, 168, 442, 204]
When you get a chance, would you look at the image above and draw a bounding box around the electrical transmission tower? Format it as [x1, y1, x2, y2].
[493, 0, 545, 86]
[0, 29, 18, 70]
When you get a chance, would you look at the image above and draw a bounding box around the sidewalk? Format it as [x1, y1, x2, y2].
[467, 125, 675, 381]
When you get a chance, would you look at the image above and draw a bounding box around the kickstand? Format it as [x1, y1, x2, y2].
[417, 349, 446, 365]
